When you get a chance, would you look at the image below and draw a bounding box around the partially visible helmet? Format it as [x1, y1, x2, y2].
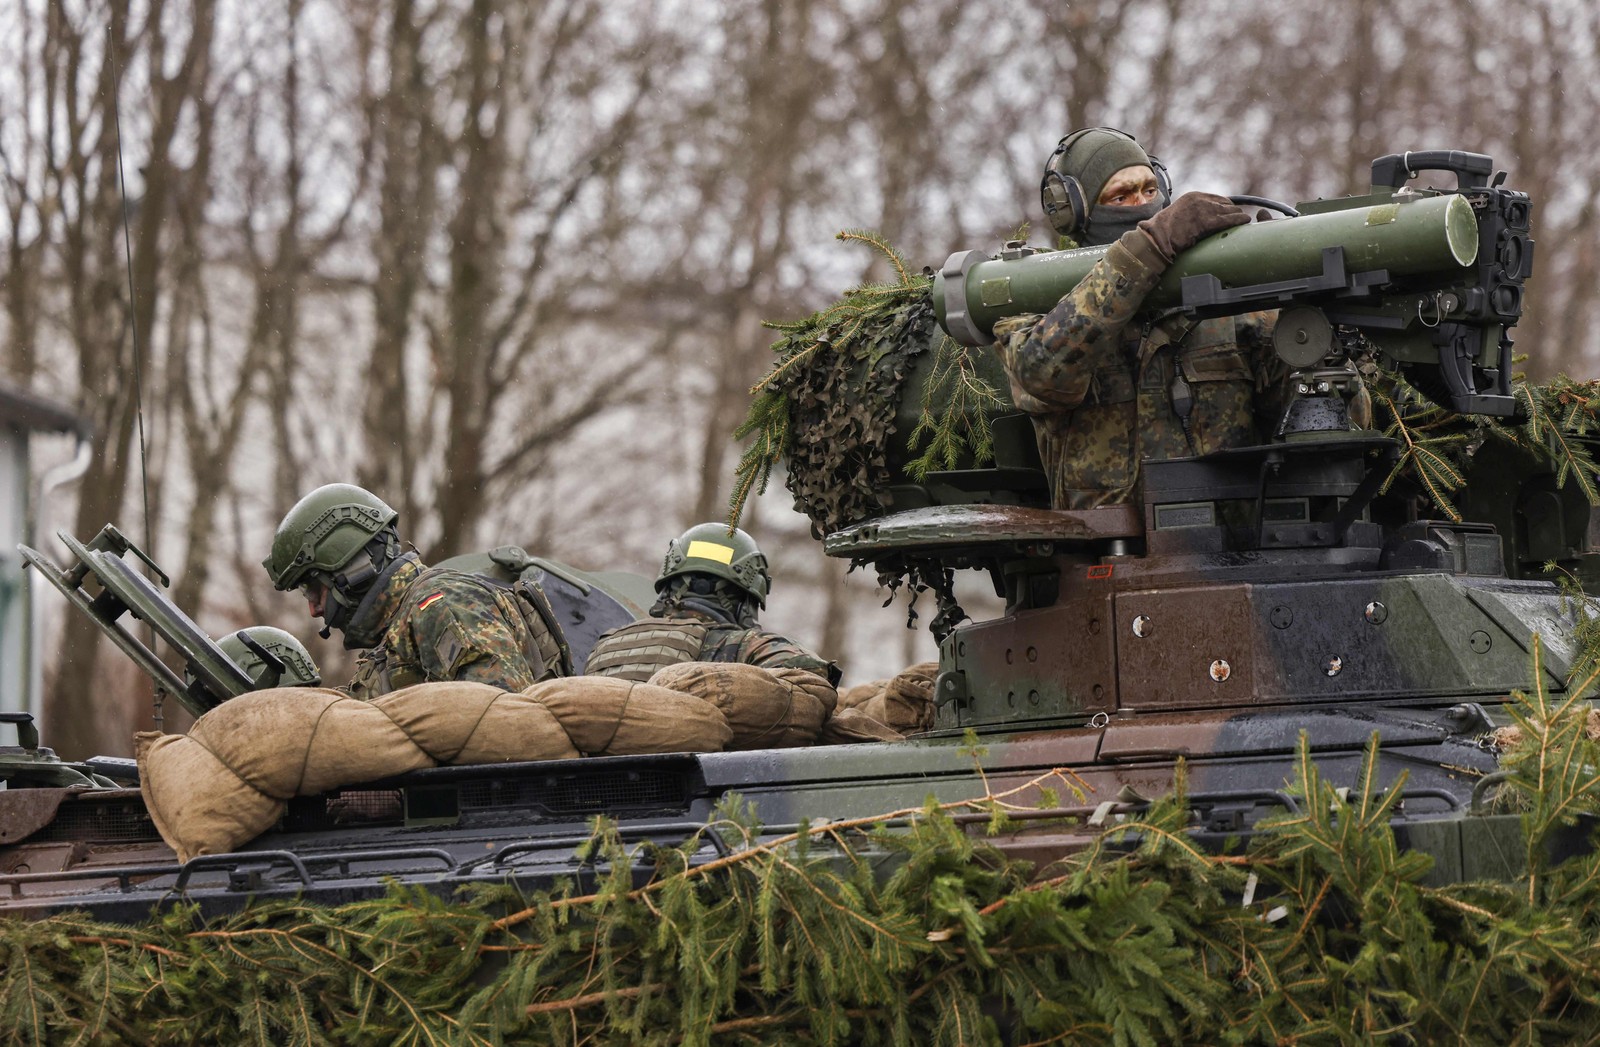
[185, 626, 322, 692]
[1040, 126, 1172, 240]
[263, 483, 399, 591]
[657, 523, 770, 609]
[221, 627, 321, 688]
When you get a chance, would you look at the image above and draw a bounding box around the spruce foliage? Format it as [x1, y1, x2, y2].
[730, 231, 999, 532]
[903, 337, 1001, 482]
[10, 677, 1600, 1044]
[1372, 370, 1600, 523]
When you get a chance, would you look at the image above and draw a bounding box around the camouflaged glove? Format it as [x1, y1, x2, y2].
[1136, 191, 1250, 262]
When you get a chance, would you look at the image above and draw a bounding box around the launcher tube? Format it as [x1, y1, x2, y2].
[935, 193, 1478, 345]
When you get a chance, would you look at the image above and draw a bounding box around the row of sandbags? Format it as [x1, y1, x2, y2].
[138, 662, 936, 861]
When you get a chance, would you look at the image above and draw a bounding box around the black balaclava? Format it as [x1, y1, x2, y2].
[651, 574, 760, 629]
[1083, 197, 1163, 246]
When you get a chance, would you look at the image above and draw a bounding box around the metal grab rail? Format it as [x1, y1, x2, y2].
[173, 850, 312, 891]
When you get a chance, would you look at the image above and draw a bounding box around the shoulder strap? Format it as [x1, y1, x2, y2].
[510, 576, 572, 677]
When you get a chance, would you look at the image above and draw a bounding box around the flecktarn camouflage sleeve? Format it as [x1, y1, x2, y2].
[410, 576, 538, 691]
[991, 230, 1167, 411]
[742, 631, 842, 686]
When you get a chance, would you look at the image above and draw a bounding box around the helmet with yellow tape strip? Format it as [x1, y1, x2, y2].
[657, 522, 770, 609]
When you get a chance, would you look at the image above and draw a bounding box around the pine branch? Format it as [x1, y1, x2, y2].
[16, 647, 1600, 1043]
[906, 334, 1002, 481]
[726, 230, 954, 532]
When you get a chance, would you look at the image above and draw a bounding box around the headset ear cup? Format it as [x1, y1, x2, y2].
[1040, 170, 1066, 223]
[1148, 155, 1173, 204]
[1064, 177, 1087, 234]
[1042, 129, 1095, 234]
[1040, 169, 1086, 235]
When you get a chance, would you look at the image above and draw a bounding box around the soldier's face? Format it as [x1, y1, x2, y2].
[1097, 165, 1160, 208]
[300, 580, 329, 619]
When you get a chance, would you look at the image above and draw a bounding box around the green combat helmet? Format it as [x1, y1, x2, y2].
[181, 626, 321, 694]
[263, 483, 401, 634]
[219, 626, 322, 689]
[658, 523, 770, 608]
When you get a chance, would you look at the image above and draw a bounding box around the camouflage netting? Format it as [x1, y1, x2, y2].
[777, 295, 936, 536]
[732, 231, 1001, 537]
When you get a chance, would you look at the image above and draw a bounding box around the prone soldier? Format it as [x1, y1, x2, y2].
[584, 523, 840, 685]
[263, 484, 566, 699]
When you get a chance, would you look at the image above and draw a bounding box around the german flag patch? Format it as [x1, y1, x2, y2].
[417, 592, 445, 612]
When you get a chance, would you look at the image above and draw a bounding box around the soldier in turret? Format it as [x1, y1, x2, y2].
[263, 484, 566, 699]
[584, 523, 840, 685]
[994, 126, 1280, 510]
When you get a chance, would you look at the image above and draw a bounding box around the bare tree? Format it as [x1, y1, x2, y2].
[0, 4, 50, 382]
[35, 0, 217, 758]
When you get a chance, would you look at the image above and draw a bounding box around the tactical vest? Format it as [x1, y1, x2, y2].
[1045, 315, 1257, 508]
[347, 572, 568, 699]
[502, 576, 570, 678]
[584, 617, 712, 682]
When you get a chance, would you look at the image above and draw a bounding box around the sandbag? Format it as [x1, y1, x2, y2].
[772, 667, 840, 717]
[373, 683, 580, 764]
[136, 731, 286, 863]
[527, 675, 732, 755]
[138, 688, 440, 862]
[181, 687, 434, 798]
[856, 661, 937, 735]
[817, 707, 905, 744]
[138, 683, 584, 862]
[838, 680, 884, 711]
[139, 677, 727, 862]
[648, 662, 836, 749]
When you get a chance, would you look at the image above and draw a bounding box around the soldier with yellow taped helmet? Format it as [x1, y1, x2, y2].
[584, 523, 839, 685]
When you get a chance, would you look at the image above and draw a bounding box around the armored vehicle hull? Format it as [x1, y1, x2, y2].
[2, 427, 1586, 922]
[0, 712, 1512, 922]
[1, 149, 1581, 923]
[1, 439, 1557, 920]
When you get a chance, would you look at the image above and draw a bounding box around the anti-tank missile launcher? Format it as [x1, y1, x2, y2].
[934, 150, 1533, 418]
[820, 150, 1593, 884]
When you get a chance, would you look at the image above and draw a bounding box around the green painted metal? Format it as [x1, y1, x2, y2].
[20, 527, 252, 717]
[934, 193, 1477, 344]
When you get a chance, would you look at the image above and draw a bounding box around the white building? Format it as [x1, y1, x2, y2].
[0, 383, 88, 726]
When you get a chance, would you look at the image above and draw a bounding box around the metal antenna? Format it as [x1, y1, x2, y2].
[106, 22, 162, 730]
